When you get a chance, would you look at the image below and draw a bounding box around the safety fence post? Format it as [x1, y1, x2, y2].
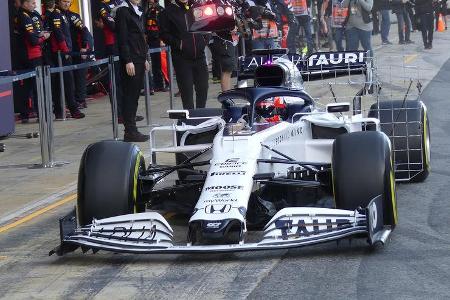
[44, 65, 55, 164]
[144, 53, 152, 126]
[35, 66, 50, 167]
[57, 51, 67, 121]
[167, 46, 174, 110]
[108, 55, 119, 140]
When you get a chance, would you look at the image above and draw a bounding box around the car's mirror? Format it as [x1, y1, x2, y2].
[326, 103, 350, 113]
[168, 110, 189, 119]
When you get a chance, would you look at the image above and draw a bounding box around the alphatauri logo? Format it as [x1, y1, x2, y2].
[308, 52, 365, 67]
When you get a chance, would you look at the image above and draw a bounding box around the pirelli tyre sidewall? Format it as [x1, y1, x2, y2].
[368, 100, 430, 182]
[77, 141, 145, 226]
[332, 131, 398, 226]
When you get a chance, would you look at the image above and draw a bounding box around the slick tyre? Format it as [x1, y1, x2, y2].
[332, 131, 397, 226]
[77, 141, 145, 226]
[368, 100, 430, 182]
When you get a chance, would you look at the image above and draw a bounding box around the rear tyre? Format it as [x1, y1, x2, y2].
[368, 100, 430, 182]
[332, 131, 397, 226]
[77, 141, 145, 226]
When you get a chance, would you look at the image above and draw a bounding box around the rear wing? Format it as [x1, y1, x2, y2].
[238, 50, 371, 81]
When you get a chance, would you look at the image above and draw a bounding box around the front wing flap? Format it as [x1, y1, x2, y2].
[50, 196, 391, 256]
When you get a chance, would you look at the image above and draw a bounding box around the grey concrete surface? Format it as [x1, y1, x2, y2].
[1, 28, 450, 299]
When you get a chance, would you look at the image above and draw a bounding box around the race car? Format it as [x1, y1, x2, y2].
[50, 49, 430, 256]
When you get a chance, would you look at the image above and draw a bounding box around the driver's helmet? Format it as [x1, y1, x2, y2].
[255, 97, 287, 122]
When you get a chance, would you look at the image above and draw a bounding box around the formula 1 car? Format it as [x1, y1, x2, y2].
[50, 49, 430, 256]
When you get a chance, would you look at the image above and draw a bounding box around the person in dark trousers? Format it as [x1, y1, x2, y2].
[160, 0, 209, 109]
[15, 0, 50, 123]
[414, 0, 434, 49]
[374, 0, 392, 44]
[145, 0, 168, 92]
[95, 0, 134, 124]
[46, 0, 85, 119]
[115, 0, 150, 142]
[391, 0, 414, 44]
[67, 8, 92, 109]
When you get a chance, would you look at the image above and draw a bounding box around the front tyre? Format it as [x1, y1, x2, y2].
[332, 131, 397, 226]
[77, 141, 145, 226]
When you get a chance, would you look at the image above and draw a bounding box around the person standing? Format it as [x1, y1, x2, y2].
[344, 0, 374, 57]
[273, 0, 298, 53]
[414, 0, 434, 49]
[247, 0, 280, 50]
[322, 0, 348, 51]
[145, 0, 168, 92]
[374, 0, 393, 44]
[292, 0, 314, 54]
[115, 0, 150, 142]
[159, 0, 209, 109]
[46, 0, 85, 119]
[211, 32, 238, 92]
[392, 0, 414, 44]
[15, 0, 50, 123]
[67, 7, 92, 108]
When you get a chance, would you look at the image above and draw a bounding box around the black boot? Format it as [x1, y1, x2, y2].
[124, 130, 149, 143]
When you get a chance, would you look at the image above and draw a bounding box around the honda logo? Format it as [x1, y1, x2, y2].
[205, 204, 231, 214]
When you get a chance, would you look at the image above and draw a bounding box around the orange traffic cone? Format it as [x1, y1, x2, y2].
[437, 14, 445, 32]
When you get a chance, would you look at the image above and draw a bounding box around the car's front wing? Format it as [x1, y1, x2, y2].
[50, 196, 391, 256]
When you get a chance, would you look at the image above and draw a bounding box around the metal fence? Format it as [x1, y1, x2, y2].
[0, 46, 175, 168]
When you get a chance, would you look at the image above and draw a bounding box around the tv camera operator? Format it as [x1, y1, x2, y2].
[159, 0, 210, 109]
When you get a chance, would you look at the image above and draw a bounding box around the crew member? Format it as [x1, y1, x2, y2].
[273, 0, 297, 53]
[321, 0, 348, 51]
[67, 7, 92, 108]
[115, 0, 151, 142]
[95, 0, 133, 123]
[46, 0, 85, 119]
[15, 0, 50, 122]
[160, 0, 209, 109]
[292, 0, 314, 54]
[96, 0, 118, 56]
[145, 0, 168, 92]
[247, 0, 280, 49]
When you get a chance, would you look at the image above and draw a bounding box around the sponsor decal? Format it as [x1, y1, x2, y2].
[205, 185, 244, 191]
[242, 52, 365, 73]
[307, 52, 365, 67]
[203, 198, 238, 203]
[213, 158, 248, 168]
[210, 171, 246, 176]
[206, 222, 222, 229]
[274, 218, 350, 240]
[271, 127, 303, 146]
[205, 204, 232, 214]
[213, 193, 231, 199]
[245, 55, 303, 69]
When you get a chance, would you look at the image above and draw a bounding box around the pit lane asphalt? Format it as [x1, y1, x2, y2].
[2, 38, 450, 299]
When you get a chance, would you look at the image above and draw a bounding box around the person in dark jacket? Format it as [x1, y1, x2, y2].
[159, 0, 209, 109]
[414, 0, 434, 48]
[46, 0, 85, 119]
[67, 9, 92, 108]
[115, 0, 151, 142]
[145, 0, 168, 92]
[15, 0, 50, 123]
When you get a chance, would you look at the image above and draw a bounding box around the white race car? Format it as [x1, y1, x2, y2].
[51, 50, 430, 256]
